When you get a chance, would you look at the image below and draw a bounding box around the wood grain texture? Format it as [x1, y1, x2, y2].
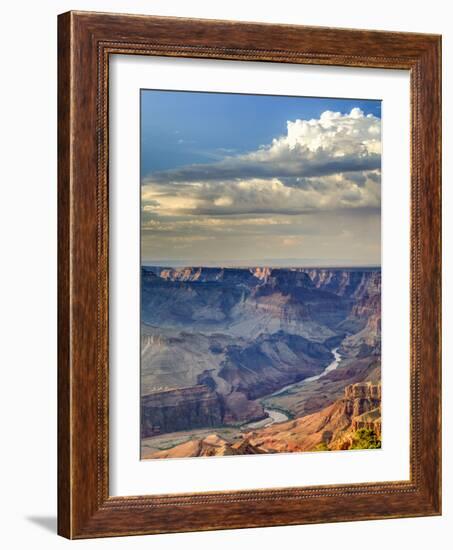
[57, 10, 442, 539]
[57, 11, 71, 538]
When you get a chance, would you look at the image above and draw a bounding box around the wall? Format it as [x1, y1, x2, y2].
[0, 0, 450, 548]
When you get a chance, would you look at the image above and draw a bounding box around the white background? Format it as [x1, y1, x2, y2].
[0, 0, 450, 548]
[110, 56, 410, 495]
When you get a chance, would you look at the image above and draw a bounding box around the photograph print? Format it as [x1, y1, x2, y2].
[140, 90, 382, 459]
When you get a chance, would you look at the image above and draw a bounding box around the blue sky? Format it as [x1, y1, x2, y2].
[140, 91, 381, 267]
[141, 90, 381, 178]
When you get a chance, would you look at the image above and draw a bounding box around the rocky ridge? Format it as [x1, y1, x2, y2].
[144, 382, 381, 458]
[244, 381, 381, 453]
[144, 433, 267, 459]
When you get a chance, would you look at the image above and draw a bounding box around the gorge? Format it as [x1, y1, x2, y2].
[140, 266, 381, 458]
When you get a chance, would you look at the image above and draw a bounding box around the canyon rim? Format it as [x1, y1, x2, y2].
[140, 91, 382, 459]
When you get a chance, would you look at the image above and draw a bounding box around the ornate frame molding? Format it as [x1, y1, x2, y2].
[58, 11, 441, 538]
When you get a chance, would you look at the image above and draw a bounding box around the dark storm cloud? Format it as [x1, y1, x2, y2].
[144, 151, 381, 186]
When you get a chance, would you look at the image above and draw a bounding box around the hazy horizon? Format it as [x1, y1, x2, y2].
[142, 260, 381, 269]
[141, 91, 381, 266]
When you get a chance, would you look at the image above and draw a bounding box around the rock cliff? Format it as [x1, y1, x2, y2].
[245, 382, 381, 453]
[141, 384, 266, 437]
[141, 385, 224, 437]
[144, 382, 381, 458]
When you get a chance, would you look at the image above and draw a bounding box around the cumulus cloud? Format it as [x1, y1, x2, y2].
[141, 108, 381, 265]
[144, 108, 380, 184]
[142, 108, 380, 219]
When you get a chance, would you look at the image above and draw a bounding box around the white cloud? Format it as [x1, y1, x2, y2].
[258, 107, 380, 158]
[142, 108, 380, 221]
[141, 108, 381, 264]
[144, 108, 380, 186]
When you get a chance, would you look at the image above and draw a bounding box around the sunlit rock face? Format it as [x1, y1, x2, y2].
[144, 383, 382, 459]
[243, 382, 381, 454]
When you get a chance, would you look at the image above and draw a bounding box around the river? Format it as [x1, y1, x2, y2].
[242, 347, 342, 430]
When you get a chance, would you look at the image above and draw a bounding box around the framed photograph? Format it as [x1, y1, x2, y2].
[58, 11, 441, 538]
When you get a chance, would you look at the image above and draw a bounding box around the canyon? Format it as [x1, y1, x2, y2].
[143, 382, 382, 458]
[140, 266, 381, 457]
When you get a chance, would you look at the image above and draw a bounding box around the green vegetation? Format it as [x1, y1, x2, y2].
[350, 428, 381, 450]
[313, 441, 330, 452]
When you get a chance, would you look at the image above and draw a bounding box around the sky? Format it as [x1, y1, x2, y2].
[141, 90, 381, 267]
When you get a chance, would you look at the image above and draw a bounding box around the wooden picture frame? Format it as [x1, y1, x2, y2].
[58, 10, 441, 539]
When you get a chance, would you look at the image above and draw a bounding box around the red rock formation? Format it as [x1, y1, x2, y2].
[245, 382, 381, 453]
[144, 434, 267, 459]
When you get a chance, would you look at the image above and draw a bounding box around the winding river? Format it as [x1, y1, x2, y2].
[242, 347, 342, 430]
